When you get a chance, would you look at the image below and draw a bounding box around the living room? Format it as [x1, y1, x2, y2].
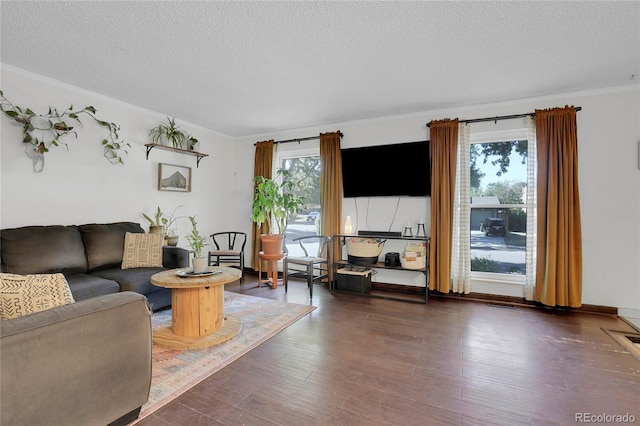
[1, 1, 639, 424]
[2, 68, 639, 323]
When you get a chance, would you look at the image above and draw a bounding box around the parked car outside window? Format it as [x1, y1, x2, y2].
[482, 218, 506, 236]
[306, 211, 320, 222]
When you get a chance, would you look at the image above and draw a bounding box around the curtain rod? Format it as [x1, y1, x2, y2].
[426, 107, 582, 128]
[253, 132, 344, 146]
[274, 131, 343, 145]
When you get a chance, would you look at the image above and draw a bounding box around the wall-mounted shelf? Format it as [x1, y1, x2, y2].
[144, 143, 209, 167]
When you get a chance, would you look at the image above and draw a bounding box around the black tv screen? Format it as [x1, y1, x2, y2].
[341, 141, 431, 198]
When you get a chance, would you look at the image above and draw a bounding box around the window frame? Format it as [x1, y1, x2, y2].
[469, 128, 530, 287]
[275, 146, 321, 256]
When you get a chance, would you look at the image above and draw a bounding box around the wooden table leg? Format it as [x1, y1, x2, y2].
[271, 260, 278, 288]
[258, 258, 272, 287]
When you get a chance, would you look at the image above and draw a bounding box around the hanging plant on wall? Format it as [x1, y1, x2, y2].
[0, 91, 131, 172]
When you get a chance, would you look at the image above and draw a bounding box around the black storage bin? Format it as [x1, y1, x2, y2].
[336, 268, 372, 294]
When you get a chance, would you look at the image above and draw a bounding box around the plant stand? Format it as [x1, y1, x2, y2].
[258, 251, 285, 288]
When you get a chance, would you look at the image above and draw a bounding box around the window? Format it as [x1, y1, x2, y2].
[277, 149, 321, 256]
[470, 138, 528, 278]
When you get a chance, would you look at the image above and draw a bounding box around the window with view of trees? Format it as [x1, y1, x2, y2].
[470, 140, 528, 276]
[280, 154, 321, 254]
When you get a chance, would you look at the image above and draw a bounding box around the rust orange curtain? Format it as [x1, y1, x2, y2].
[535, 107, 582, 307]
[429, 119, 459, 293]
[251, 140, 274, 269]
[319, 131, 343, 283]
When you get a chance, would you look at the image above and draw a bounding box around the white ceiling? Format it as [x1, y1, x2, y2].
[2, 1, 639, 138]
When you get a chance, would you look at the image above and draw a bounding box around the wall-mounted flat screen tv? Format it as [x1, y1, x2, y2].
[341, 141, 431, 198]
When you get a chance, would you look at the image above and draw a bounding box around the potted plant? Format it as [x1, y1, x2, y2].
[142, 206, 183, 246]
[142, 207, 165, 235]
[251, 169, 305, 255]
[186, 135, 199, 151]
[148, 116, 197, 150]
[160, 206, 183, 246]
[185, 215, 208, 273]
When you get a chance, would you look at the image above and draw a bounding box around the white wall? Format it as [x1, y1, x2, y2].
[0, 65, 236, 244]
[2, 64, 638, 316]
[235, 85, 640, 316]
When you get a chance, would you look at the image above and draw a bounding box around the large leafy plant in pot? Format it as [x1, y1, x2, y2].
[252, 169, 305, 254]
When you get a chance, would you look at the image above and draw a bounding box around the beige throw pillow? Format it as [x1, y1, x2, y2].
[0, 273, 75, 320]
[121, 232, 163, 269]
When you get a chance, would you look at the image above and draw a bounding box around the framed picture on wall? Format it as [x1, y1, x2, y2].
[158, 163, 191, 192]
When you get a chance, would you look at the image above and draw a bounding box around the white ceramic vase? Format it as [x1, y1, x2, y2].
[192, 257, 208, 274]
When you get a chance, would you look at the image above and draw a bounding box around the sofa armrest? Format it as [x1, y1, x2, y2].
[0, 292, 152, 426]
[163, 245, 190, 269]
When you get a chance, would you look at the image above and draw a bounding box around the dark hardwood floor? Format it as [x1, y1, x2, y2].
[139, 273, 640, 425]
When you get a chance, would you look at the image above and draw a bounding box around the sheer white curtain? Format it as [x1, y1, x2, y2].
[450, 123, 471, 294]
[525, 117, 537, 300]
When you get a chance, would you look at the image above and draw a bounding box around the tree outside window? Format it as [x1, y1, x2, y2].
[280, 155, 321, 254]
[470, 140, 528, 275]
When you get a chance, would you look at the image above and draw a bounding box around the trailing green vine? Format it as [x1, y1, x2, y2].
[0, 90, 130, 172]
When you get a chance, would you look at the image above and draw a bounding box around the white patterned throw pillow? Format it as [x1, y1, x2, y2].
[121, 232, 163, 269]
[0, 273, 75, 320]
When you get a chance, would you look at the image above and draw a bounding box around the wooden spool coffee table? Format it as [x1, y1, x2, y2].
[151, 266, 242, 349]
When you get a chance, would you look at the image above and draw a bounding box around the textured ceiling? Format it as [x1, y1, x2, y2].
[1, 1, 639, 137]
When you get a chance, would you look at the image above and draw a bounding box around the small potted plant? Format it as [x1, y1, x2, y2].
[148, 116, 197, 150]
[160, 206, 183, 246]
[142, 207, 165, 235]
[251, 169, 305, 254]
[142, 206, 184, 245]
[185, 215, 208, 273]
[186, 135, 199, 151]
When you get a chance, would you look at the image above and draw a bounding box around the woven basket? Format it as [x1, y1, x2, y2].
[346, 238, 385, 257]
[400, 255, 426, 270]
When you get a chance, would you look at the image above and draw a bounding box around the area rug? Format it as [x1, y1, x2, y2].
[602, 328, 640, 362]
[133, 292, 316, 422]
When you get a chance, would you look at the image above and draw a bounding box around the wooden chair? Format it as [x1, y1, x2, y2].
[208, 232, 247, 282]
[283, 235, 331, 299]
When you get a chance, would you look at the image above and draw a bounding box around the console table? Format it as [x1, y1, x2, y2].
[332, 234, 430, 303]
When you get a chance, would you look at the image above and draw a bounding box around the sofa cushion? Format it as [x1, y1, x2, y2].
[79, 222, 145, 271]
[90, 267, 165, 295]
[0, 273, 75, 320]
[64, 274, 120, 302]
[1, 225, 88, 275]
[122, 232, 163, 269]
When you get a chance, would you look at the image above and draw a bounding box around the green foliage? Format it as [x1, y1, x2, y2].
[142, 206, 164, 227]
[478, 140, 528, 176]
[185, 216, 207, 258]
[142, 206, 184, 234]
[148, 116, 198, 150]
[0, 90, 130, 168]
[252, 169, 306, 235]
[471, 255, 500, 273]
[160, 206, 184, 235]
[484, 180, 526, 204]
[281, 156, 321, 206]
[470, 140, 527, 191]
